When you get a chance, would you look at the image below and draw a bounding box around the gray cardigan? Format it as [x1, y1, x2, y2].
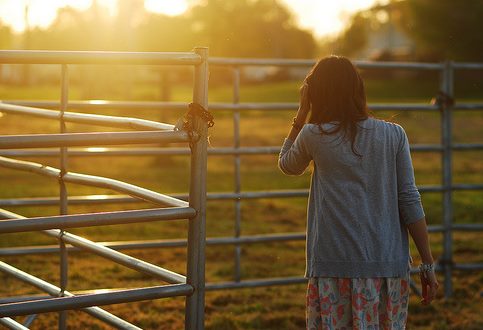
[279, 118, 424, 278]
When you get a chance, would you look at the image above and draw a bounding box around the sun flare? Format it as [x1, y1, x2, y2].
[144, 0, 188, 16]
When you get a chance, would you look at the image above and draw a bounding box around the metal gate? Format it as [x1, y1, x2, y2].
[0, 49, 210, 329]
[1, 54, 482, 328]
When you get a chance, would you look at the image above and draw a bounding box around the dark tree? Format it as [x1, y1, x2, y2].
[399, 0, 483, 61]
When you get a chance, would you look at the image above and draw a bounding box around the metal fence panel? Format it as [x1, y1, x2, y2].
[0, 52, 481, 327]
[0, 49, 210, 329]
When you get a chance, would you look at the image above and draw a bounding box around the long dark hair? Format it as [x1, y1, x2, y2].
[305, 55, 369, 157]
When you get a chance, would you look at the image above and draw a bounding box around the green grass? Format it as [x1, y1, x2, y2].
[0, 76, 482, 329]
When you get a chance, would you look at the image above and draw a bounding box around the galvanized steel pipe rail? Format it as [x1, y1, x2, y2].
[0, 283, 193, 318]
[0, 50, 202, 65]
[0, 208, 187, 284]
[0, 130, 190, 149]
[0, 261, 142, 329]
[0, 207, 195, 233]
[0, 48, 210, 329]
[0, 156, 188, 207]
[2, 143, 483, 158]
[0, 317, 29, 330]
[0, 102, 175, 131]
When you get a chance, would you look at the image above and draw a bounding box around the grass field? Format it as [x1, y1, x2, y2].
[0, 70, 482, 329]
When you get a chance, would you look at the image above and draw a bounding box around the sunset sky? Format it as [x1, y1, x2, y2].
[0, 0, 385, 37]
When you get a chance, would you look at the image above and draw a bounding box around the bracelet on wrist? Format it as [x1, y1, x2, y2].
[418, 263, 435, 273]
[292, 117, 304, 130]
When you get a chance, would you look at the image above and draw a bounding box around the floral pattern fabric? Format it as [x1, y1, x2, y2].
[306, 274, 409, 330]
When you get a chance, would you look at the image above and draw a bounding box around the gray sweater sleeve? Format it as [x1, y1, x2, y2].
[396, 126, 425, 224]
[278, 126, 312, 176]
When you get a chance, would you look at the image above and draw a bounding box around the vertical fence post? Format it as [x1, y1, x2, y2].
[185, 47, 209, 330]
[58, 63, 69, 329]
[440, 61, 454, 297]
[232, 67, 242, 282]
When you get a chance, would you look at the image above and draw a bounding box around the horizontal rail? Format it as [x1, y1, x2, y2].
[0, 156, 188, 207]
[0, 102, 175, 130]
[209, 57, 444, 70]
[205, 277, 307, 290]
[0, 296, 53, 305]
[3, 100, 189, 111]
[419, 184, 483, 192]
[452, 263, 483, 271]
[2, 143, 482, 158]
[0, 50, 201, 65]
[0, 317, 29, 330]
[0, 209, 187, 284]
[0, 284, 193, 317]
[2, 261, 481, 305]
[453, 62, 483, 70]
[24, 54, 426, 70]
[0, 207, 195, 233]
[453, 103, 483, 110]
[2, 223, 482, 257]
[0, 261, 141, 329]
[206, 264, 454, 291]
[0, 130, 190, 149]
[0, 232, 306, 256]
[0, 147, 182, 157]
[3, 100, 482, 113]
[210, 102, 439, 111]
[0, 195, 138, 207]
[1, 181, 483, 208]
[354, 60, 443, 70]
[209, 57, 316, 67]
[202, 185, 483, 198]
[204, 262, 481, 291]
[201, 184, 483, 200]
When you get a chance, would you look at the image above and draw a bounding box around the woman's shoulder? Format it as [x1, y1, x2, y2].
[302, 122, 338, 133]
[368, 118, 406, 135]
[300, 123, 321, 135]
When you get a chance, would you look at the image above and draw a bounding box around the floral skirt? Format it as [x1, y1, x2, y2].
[306, 274, 409, 330]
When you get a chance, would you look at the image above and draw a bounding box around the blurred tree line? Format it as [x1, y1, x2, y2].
[0, 0, 315, 58]
[0, 0, 480, 96]
[0, 0, 480, 61]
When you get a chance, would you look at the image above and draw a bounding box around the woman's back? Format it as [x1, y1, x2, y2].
[279, 118, 424, 278]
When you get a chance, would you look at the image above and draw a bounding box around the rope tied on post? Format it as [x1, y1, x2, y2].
[175, 103, 214, 149]
[431, 91, 454, 110]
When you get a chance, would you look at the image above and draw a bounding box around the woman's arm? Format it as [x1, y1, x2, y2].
[407, 217, 439, 305]
[407, 217, 434, 264]
[286, 83, 310, 141]
[395, 126, 438, 304]
[278, 84, 312, 175]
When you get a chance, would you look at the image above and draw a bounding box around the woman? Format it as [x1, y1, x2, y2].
[278, 56, 438, 329]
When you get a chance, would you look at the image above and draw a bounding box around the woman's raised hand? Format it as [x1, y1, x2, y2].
[295, 83, 310, 124]
[286, 83, 310, 140]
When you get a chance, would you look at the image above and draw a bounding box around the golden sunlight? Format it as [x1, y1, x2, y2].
[144, 0, 188, 16]
[85, 147, 108, 153]
[85, 194, 112, 200]
[281, 0, 384, 37]
[88, 100, 109, 105]
[0, 0, 385, 37]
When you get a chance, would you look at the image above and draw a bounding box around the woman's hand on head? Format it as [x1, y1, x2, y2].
[295, 83, 310, 123]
